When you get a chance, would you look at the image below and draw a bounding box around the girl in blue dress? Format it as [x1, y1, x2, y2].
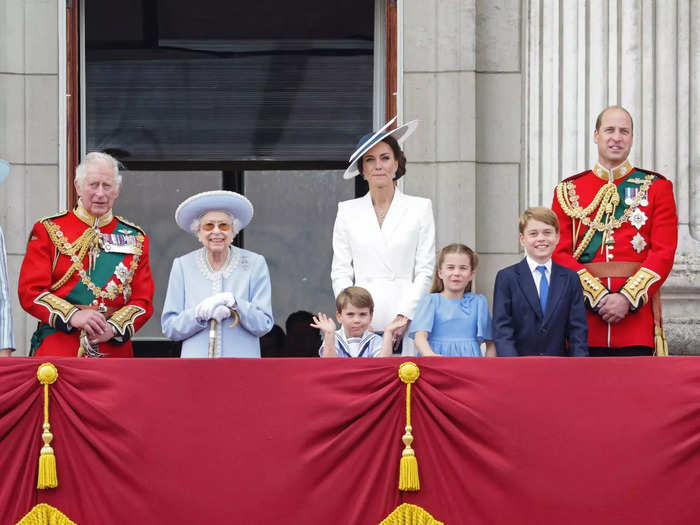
[409, 244, 496, 357]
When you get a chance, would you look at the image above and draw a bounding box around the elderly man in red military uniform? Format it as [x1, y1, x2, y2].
[551, 106, 678, 356]
[19, 152, 154, 357]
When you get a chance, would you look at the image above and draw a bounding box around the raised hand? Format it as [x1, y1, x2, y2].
[310, 312, 337, 335]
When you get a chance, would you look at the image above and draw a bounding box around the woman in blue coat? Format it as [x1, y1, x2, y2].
[161, 191, 273, 357]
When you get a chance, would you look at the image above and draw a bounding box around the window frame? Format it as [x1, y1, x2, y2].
[64, 0, 398, 207]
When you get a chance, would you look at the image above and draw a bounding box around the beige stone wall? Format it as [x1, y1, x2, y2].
[402, 0, 522, 305]
[0, 0, 61, 355]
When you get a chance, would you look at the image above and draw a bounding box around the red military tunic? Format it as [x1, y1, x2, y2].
[19, 203, 154, 357]
[551, 160, 678, 349]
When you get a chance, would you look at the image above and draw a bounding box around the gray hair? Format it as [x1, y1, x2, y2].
[189, 211, 241, 237]
[75, 152, 122, 189]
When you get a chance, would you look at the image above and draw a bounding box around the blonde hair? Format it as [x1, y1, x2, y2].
[336, 286, 374, 314]
[430, 244, 479, 293]
[518, 207, 560, 234]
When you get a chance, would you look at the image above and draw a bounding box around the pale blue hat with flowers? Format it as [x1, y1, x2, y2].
[175, 190, 254, 233]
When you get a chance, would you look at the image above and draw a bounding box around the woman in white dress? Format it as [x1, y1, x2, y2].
[331, 118, 436, 354]
[161, 191, 273, 357]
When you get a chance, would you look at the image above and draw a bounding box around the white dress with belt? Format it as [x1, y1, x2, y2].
[331, 188, 436, 354]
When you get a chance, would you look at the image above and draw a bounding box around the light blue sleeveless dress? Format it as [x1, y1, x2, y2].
[408, 292, 493, 357]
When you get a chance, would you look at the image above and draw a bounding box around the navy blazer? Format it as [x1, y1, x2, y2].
[493, 258, 588, 356]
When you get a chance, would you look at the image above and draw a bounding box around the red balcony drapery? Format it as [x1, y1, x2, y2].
[2, 357, 699, 525]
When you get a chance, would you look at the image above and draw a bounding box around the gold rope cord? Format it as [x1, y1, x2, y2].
[44, 223, 99, 292]
[556, 174, 655, 259]
[36, 363, 59, 489]
[43, 220, 143, 301]
[398, 362, 420, 491]
[556, 182, 618, 258]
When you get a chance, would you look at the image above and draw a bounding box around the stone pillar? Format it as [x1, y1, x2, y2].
[524, 0, 700, 354]
[402, 0, 522, 302]
[402, 0, 478, 268]
[0, 0, 61, 355]
[474, 0, 522, 301]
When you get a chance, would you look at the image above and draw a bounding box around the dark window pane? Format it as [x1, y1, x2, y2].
[115, 170, 222, 339]
[244, 170, 354, 326]
[85, 0, 374, 162]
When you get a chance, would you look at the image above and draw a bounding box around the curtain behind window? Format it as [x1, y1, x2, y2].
[85, 0, 374, 162]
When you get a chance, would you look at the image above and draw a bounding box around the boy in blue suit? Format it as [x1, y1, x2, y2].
[493, 207, 588, 356]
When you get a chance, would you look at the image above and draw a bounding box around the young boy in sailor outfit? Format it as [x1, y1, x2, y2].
[312, 286, 406, 358]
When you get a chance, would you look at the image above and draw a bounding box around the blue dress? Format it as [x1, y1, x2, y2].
[408, 293, 493, 357]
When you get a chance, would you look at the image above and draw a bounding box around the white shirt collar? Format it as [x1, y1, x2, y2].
[525, 256, 552, 275]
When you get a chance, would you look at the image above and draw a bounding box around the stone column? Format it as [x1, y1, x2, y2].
[524, 0, 700, 354]
[402, 0, 523, 302]
[0, 0, 61, 355]
[474, 0, 522, 301]
[402, 0, 478, 268]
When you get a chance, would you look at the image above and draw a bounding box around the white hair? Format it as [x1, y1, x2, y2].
[75, 152, 122, 189]
[190, 211, 241, 237]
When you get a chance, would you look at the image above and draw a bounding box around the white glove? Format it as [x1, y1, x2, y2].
[211, 304, 231, 323]
[195, 295, 223, 322]
[195, 293, 237, 322]
[213, 292, 236, 308]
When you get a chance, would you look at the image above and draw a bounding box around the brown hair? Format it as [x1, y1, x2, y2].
[430, 244, 479, 293]
[358, 135, 407, 181]
[518, 207, 560, 234]
[595, 105, 634, 133]
[336, 286, 374, 314]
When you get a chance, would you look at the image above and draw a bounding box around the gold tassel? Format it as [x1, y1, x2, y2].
[654, 325, 669, 357]
[398, 362, 420, 491]
[379, 503, 444, 525]
[16, 503, 77, 525]
[36, 363, 59, 489]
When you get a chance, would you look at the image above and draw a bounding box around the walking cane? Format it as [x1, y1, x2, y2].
[207, 310, 241, 358]
[207, 320, 218, 358]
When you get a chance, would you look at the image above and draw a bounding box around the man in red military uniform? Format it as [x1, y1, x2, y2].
[551, 106, 678, 356]
[19, 152, 154, 357]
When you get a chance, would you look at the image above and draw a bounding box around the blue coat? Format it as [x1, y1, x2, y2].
[493, 258, 588, 356]
[161, 247, 273, 357]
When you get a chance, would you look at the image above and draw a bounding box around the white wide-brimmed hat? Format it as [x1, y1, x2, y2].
[342, 117, 419, 179]
[175, 190, 254, 233]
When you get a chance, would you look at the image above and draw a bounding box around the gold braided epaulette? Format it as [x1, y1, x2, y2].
[577, 269, 608, 308]
[38, 210, 70, 223]
[116, 216, 146, 235]
[633, 167, 666, 180]
[620, 267, 661, 309]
